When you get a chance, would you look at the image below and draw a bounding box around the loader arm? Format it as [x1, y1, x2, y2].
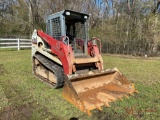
[37, 30, 74, 74]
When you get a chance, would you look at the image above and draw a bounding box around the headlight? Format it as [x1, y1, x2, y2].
[65, 12, 70, 15]
[84, 16, 88, 19]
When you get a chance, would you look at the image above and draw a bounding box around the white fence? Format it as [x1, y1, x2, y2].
[0, 38, 31, 50]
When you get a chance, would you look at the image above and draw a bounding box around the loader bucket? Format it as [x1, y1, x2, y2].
[62, 68, 138, 115]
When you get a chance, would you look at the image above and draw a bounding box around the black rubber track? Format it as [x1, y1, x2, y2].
[33, 53, 64, 88]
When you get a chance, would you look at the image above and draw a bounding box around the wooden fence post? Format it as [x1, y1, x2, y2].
[18, 38, 20, 50]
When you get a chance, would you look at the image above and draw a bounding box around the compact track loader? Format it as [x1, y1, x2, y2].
[32, 10, 138, 115]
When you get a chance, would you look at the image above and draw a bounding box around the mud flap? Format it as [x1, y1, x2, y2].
[62, 68, 138, 115]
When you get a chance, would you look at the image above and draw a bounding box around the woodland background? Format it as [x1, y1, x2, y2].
[0, 0, 160, 56]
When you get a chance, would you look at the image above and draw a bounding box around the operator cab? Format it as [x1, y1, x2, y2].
[46, 10, 89, 56]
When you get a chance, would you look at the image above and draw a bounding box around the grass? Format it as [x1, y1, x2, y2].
[0, 49, 160, 120]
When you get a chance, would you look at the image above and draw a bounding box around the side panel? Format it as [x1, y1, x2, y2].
[46, 12, 64, 40]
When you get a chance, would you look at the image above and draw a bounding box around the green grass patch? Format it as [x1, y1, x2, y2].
[0, 50, 160, 120]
